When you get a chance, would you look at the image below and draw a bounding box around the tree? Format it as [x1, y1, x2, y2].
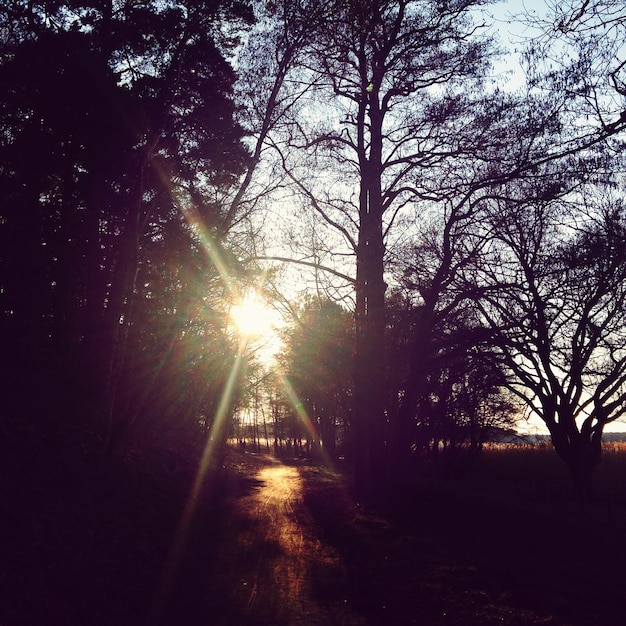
[0, 27, 137, 418]
[473, 185, 626, 499]
[278, 296, 354, 459]
[267, 0, 509, 492]
[0, 1, 253, 466]
[386, 287, 516, 479]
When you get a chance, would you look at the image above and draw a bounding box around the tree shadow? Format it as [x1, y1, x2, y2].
[300, 465, 626, 626]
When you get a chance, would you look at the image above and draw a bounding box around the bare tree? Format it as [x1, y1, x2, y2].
[226, 0, 333, 256]
[474, 185, 626, 498]
[519, 0, 626, 131]
[270, 0, 510, 492]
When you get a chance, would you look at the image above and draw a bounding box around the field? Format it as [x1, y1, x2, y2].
[2, 426, 626, 625]
[294, 444, 626, 625]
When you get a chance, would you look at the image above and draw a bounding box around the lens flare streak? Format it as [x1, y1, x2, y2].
[276, 372, 317, 442]
[153, 347, 245, 615]
[275, 371, 335, 470]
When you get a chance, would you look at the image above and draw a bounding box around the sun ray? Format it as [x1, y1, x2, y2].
[152, 204, 296, 613]
[181, 205, 235, 295]
[153, 346, 245, 616]
[275, 370, 335, 469]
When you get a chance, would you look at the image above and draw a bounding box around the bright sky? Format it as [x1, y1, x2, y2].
[485, 0, 548, 88]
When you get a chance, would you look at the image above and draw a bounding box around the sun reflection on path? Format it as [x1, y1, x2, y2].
[226, 457, 363, 625]
[243, 464, 308, 609]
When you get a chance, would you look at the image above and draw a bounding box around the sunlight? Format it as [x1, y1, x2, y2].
[229, 290, 285, 364]
[276, 371, 317, 441]
[181, 206, 234, 295]
[230, 290, 278, 339]
[276, 371, 334, 469]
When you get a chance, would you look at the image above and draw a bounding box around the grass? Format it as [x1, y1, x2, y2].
[299, 445, 626, 625]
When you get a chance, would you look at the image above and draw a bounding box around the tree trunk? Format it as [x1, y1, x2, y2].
[353, 97, 387, 495]
[550, 423, 602, 503]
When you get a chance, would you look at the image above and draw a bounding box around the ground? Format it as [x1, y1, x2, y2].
[157, 449, 626, 626]
[2, 427, 626, 625]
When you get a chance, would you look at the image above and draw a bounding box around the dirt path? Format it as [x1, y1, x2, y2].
[212, 455, 364, 626]
[238, 462, 310, 612]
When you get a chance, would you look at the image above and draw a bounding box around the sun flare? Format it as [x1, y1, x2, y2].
[230, 291, 279, 340]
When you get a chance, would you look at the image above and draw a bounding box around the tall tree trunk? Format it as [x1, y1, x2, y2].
[354, 94, 387, 495]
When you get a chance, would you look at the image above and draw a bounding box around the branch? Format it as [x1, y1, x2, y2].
[253, 255, 356, 285]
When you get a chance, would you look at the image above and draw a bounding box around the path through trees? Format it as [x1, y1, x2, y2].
[209, 455, 362, 625]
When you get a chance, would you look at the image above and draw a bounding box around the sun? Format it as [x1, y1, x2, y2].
[230, 291, 279, 340]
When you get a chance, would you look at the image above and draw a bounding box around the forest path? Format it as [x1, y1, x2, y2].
[212, 454, 365, 626]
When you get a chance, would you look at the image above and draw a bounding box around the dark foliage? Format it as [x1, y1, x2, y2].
[0, 1, 252, 453]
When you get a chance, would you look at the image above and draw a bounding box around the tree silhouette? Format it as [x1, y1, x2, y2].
[385, 288, 516, 480]
[0, 1, 253, 467]
[473, 185, 626, 498]
[261, 0, 509, 492]
[278, 296, 354, 459]
[523, 0, 626, 112]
